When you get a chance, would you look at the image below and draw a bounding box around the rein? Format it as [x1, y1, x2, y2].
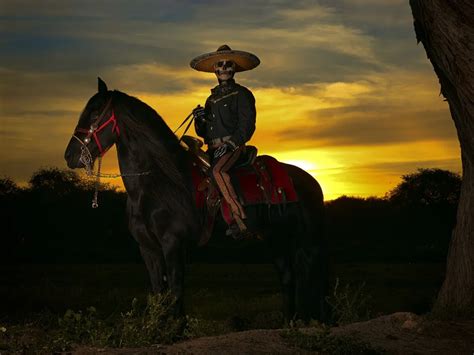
[173, 111, 194, 143]
[72, 95, 195, 208]
[72, 96, 150, 208]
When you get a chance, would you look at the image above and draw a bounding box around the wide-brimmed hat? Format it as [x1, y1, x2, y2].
[190, 45, 260, 73]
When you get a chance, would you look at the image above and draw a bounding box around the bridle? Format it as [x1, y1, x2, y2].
[70, 93, 196, 208]
[73, 97, 119, 161]
[71, 94, 150, 208]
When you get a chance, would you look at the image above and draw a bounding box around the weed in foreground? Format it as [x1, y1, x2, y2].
[119, 293, 184, 347]
[53, 306, 113, 350]
[184, 317, 232, 338]
[326, 278, 373, 325]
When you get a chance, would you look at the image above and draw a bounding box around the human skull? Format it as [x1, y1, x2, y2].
[214, 59, 235, 81]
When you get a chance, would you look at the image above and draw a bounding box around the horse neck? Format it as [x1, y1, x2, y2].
[113, 105, 189, 200]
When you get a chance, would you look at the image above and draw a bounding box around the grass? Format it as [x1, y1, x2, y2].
[0, 262, 444, 319]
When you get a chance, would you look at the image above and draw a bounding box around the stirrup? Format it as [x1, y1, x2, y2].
[233, 215, 247, 232]
[226, 223, 250, 241]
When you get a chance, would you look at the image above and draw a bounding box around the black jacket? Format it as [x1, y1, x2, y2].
[195, 79, 256, 147]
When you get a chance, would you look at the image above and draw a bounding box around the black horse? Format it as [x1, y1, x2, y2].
[64, 78, 328, 322]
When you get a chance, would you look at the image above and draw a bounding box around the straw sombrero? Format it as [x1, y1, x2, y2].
[190, 45, 260, 73]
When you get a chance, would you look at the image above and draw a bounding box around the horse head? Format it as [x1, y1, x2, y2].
[64, 78, 120, 170]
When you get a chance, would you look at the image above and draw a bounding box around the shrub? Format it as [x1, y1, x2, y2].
[326, 278, 372, 325]
[52, 292, 184, 351]
[53, 307, 113, 350]
[119, 293, 184, 347]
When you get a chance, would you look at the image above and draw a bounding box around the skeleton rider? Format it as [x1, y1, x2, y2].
[190, 44, 260, 234]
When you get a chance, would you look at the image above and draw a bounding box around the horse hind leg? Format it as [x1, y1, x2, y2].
[284, 164, 329, 323]
[293, 248, 307, 320]
[293, 245, 328, 322]
[273, 255, 295, 322]
[273, 236, 325, 323]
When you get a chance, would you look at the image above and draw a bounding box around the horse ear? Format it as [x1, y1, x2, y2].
[98, 77, 108, 93]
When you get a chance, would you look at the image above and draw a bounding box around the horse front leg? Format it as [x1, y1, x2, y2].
[161, 229, 186, 317]
[139, 245, 168, 293]
[128, 206, 168, 294]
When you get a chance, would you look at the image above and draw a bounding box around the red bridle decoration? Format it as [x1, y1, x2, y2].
[75, 112, 120, 156]
[74, 98, 120, 157]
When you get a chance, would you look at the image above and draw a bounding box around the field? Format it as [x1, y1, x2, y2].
[1, 262, 444, 324]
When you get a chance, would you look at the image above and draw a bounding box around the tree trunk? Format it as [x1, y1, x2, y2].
[409, 0, 474, 318]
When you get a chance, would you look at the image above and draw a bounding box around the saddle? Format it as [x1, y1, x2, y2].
[182, 136, 298, 245]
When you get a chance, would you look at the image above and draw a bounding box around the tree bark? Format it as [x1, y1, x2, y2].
[409, 0, 474, 317]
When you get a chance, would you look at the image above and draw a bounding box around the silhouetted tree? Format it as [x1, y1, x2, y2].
[325, 196, 398, 262]
[387, 168, 461, 207]
[0, 168, 134, 263]
[386, 169, 459, 262]
[28, 167, 116, 195]
[0, 177, 23, 263]
[410, 0, 474, 317]
[28, 167, 83, 195]
[0, 177, 21, 196]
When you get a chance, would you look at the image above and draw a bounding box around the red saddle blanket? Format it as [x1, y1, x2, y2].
[191, 155, 299, 224]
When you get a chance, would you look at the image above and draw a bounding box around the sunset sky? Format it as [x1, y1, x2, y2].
[0, 0, 461, 200]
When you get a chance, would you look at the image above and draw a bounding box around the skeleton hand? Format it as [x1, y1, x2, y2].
[192, 105, 207, 123]
[213, 142, 236, 159]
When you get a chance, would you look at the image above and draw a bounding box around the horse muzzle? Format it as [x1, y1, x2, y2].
[64, 138, 88, 169]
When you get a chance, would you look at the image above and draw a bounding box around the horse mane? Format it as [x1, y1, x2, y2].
[112, 90, 196, 222]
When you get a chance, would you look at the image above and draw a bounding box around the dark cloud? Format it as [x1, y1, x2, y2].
[0, 109, 77, 118]
[354, 158, 461, 175]
[0, 0, 188, 22]
[314, 0, 424, 70]
[1, 33, 189, 73]
[251, 47, 384, 88]
[278, 105, 456, 146]
[0, 0, 419, 86]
